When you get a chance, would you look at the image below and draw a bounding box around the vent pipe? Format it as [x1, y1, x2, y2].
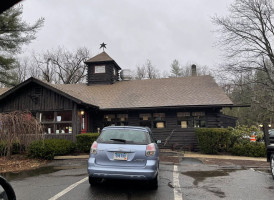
[191, 64, 197, 76]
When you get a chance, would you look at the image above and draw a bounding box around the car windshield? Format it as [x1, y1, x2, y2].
[97, 128, 150, 145]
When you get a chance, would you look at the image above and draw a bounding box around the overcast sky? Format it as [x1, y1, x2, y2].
[20, 0, 234, 74]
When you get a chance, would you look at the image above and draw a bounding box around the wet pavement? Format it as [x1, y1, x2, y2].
[1, 157, 274, 200]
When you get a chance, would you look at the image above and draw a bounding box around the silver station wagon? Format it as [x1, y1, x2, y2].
[88, 126, 160, 189]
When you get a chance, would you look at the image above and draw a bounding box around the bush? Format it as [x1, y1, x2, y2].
[195, 128, 231, 154]
[27, 139, 75, 160]
[231, 142, 266, 157]
[0, 141, 25, 156]
[0, 141, 7, 156]
[227, 125, 260, 147]
[76, 133, 100, 153]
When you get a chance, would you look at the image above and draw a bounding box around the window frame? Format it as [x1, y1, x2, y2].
[37, 110, 73, 135]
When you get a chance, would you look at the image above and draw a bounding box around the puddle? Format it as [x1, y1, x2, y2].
[181, 169, 240, 186]
[0, 165, 86, 181]
[253, 168, 270, 173]
[168, 182, 175, 188]
[181, 158, 203, 164]
[205, 187, 226, 198]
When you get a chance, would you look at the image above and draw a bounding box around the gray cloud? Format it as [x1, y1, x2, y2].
[20, 0, 233, 72]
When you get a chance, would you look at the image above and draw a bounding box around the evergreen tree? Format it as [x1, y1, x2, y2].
[170, 59, 181, 77]
[0, 5, 44, 86]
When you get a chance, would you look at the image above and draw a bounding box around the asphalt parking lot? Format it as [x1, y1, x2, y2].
[2, 155, 274, 200]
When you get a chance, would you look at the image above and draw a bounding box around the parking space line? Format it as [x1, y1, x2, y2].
[173, 165, 183, 200]
[48, 177, 88, 200]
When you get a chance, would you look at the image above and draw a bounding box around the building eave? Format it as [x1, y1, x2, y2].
[100, 104, 234, 111]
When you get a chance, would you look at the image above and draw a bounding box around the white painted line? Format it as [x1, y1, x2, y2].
[173, 165, 183, 200]
[48, 177, 88, 200]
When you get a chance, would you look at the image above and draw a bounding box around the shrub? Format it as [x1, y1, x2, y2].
[27, 139, 75, 160]
[27, 140, 55, 160]
[195, 128, 231, 154]
[0, 141, 8, 156]
[227, 125, 260, 147]
[0, 141, 25, 156]
[231, 142, 266, 157]
[76, 133, 100, 153]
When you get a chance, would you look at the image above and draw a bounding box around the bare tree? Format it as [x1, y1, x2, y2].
[135, 65, 146, 80]
[146, 59, 160, 79]
[33, 46, 90, 84]
[213, 0, 274, 90]
[33, 53, 56, 83]
[0, 111, 43, 158]
[134, 59, 160, 79]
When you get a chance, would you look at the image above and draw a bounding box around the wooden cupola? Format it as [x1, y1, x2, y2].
[85, 51, 121, 85]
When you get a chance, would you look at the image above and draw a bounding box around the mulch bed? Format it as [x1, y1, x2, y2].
[0, 155, 47, 173]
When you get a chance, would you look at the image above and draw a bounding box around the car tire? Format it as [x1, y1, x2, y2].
[89, 176, 101, 186]
[149, 175, 158, 190]
[271, 154, 274, 180]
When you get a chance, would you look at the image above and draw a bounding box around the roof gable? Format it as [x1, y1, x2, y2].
[85, 51, 114, 63]
[85, 51, 121, 70]
[0, 78, 98, 108]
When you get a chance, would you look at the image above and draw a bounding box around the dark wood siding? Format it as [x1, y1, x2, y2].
[88, 108, 233, 150]
[219, 114, 237, 128]
[0, 82, 73, 112]
[87, 63, 119, 85]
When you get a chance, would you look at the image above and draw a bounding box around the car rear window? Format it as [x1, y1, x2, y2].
[97, 128, 150, 145]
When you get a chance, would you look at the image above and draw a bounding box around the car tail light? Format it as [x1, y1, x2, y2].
[90, 141, 98, 154]
[146, 143, 156, 157]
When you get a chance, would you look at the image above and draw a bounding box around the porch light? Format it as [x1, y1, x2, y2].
[259, 124, 263, 128]
[269, 124, 272, 128]
[80, 110, 85, 115]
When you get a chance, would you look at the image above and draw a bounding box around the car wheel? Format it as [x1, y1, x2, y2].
[149, 175, 158, 190]
[271, 154, 274, 179]
[89, 176, 101, 186]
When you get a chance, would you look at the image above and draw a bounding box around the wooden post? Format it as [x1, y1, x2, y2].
[263, 122, 270, 147]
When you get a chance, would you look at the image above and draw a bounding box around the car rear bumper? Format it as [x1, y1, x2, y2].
[88, 157, 158, 180]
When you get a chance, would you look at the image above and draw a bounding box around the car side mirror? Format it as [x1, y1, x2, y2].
[156, 140, 161, 144]
[0, 176, 16, 200]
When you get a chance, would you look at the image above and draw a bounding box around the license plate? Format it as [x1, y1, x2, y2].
[113, 152, 128, 161]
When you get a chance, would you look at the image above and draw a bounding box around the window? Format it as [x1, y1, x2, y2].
[56, 123, 72, 134]
[139, 113, 152, 128]
[43, 124, 54, 134]
[38, 111, 72, 134]
[177, 112, 192, 128]
[153, 113, 166, 128]
[98, 128, 150, 145]
[177, 112, 206, 128]
[94, 65, 106, 73]
[103, 114, 115, 127]
[39, 112, 54, 122]
[56, 111, 72, 121]
[103, 114, 129, 126]
[193, 112, 206, 128]
[116, 114, 128, 126]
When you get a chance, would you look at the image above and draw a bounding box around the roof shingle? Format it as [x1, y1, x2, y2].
[48, 75, 233, 109]
[85, 51, 115, 63]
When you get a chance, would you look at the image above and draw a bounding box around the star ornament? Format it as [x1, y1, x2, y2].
[100, 43, 107, 51]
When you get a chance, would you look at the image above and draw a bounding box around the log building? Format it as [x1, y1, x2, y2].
[0, 52, 236, 150]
